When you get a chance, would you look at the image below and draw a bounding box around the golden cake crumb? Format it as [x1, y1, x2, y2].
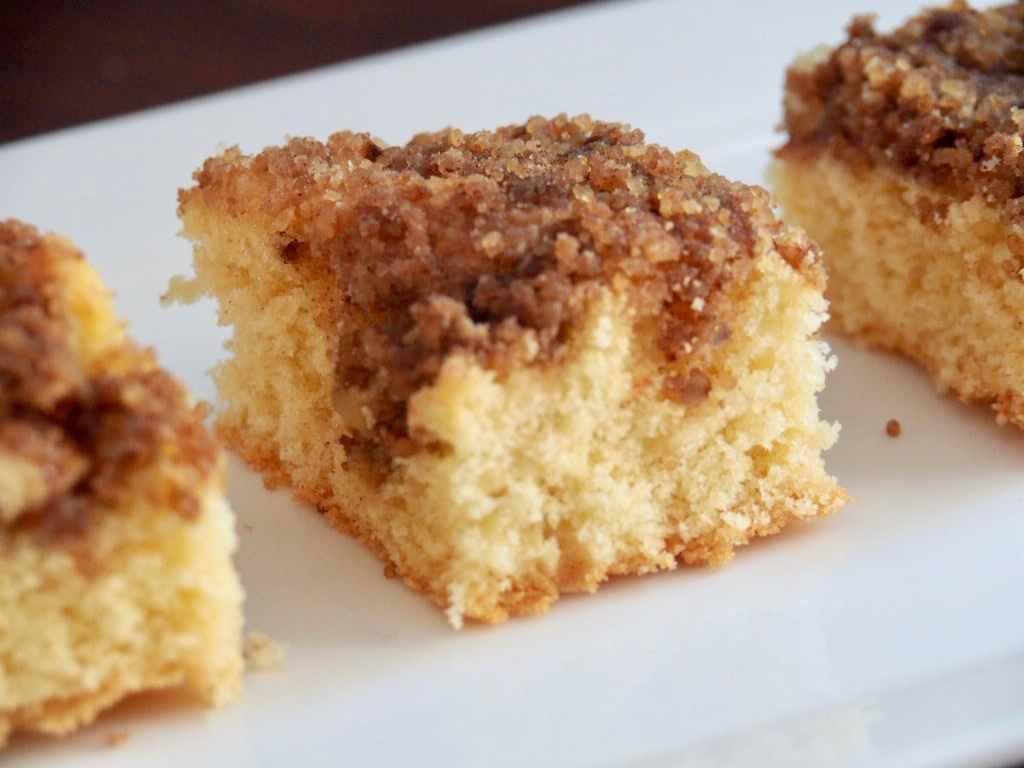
[886, 419, 902, 437]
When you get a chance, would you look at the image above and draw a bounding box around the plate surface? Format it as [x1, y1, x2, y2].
[2, 1, 1023, 766]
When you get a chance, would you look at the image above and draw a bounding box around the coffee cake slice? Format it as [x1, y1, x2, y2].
[176, 114, 846, 627]
[0, 221, 243, 746]
[774, 1, 1024, 427]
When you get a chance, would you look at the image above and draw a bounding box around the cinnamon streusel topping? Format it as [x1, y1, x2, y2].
[0, 221, 218, 535]
[780, 1, 1024, 209]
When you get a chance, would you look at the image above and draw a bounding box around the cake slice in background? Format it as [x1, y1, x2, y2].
[176, 114, 846, 627]
[774, 1, 1024, 427]
[0, 221, 244, 746]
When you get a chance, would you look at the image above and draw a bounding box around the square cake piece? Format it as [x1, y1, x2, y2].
[774, 2, 1024, 426]
[176, 114, 846, 626]
[0, 221, 243, 745]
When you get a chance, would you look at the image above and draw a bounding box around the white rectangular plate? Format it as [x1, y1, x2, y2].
[2, 1, 1023, 766]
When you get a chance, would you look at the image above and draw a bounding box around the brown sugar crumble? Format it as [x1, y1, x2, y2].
[0, 221, 219, 536]
[780, 1, 1024, 209]
[886, 418, 902, 437]
[186, 114, 824, 465]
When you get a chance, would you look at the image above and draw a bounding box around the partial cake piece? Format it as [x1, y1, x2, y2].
[774, 1, 1024, 426]
[176, 114, 846, 627]
[0, 221, 243, 746]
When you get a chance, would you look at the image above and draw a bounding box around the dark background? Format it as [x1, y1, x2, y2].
[2, 0, 594, 144]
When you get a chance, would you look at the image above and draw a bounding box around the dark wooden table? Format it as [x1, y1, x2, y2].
[2, 0, 594, 144]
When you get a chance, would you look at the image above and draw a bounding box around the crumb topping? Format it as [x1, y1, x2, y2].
[185, 115, 820, 461]
[886, 418, 902, 437]
[0, 220, 219, 535]
[780, 1, 1024, 207]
